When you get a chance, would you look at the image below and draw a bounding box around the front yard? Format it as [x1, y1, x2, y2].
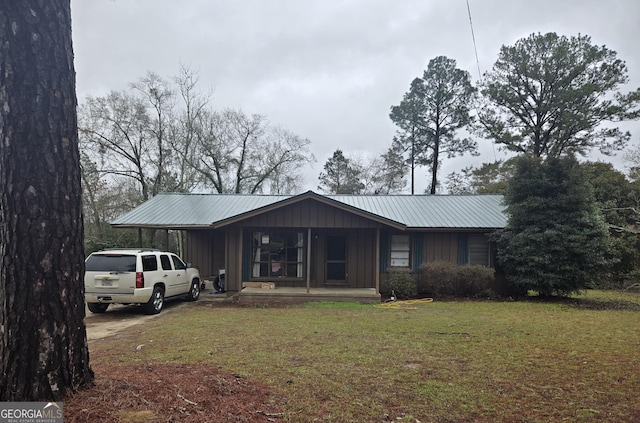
[68, 290, 640, 422]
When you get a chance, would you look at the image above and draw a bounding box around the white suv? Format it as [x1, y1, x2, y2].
[84, 249, 201, 315]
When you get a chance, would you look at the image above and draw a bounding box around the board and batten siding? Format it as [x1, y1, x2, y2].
[424, 232, 459, 264]
[239, 199, 381, 229]
[185, 229, 226, 281]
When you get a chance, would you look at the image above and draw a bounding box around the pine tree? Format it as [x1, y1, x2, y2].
[0, 1, 94, 400]
[317, 150, 364, 194]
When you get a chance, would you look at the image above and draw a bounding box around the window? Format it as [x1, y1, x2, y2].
[458, 233, 490, 266]
[390, 234, 410, 268]
[141, 255, 158, 271]
[468, 234, 490, 266]
[252, 231, 304, 278]
[171, 255, 187, 270]
[85, 254, 136, 272]
[160, 254, 172, 270]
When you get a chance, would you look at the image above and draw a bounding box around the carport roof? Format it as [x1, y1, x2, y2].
[110, 191, 507, 230]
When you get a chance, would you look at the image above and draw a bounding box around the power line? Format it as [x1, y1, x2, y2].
[466, 0, 497, 161]
[466, 0, 482, 82]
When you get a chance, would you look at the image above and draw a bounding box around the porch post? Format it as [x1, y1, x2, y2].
[306, 227, 311, 294]
[225, 228, 230, 290]
[375, 227, 380, 294]
[235, 227, 241, 291]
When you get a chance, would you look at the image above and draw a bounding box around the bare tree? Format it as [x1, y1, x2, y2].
[79, 90, 153, 203]
[257, 125, 314, 194]
[130, 72, 176, 197]
[169, 65, 211, 193]
[0, 0, 93, 400]
[193, 109, 314, 194]
[80, 150, 141, 251]
[79, 68, 313, 199]
[79, 71, 197, 204]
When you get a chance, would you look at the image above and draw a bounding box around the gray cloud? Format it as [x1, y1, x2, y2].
[72, 0, 640, 192]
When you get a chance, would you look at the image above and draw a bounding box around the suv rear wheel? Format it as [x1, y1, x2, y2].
[87, 303, 109, 313]
[144, 286, 165, 315]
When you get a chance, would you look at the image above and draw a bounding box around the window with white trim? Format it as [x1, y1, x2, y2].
[251, 231, 304, 278]
[390, 234, 410, 268]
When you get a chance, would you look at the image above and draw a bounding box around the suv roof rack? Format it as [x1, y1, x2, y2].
[99, 248, 161, 252]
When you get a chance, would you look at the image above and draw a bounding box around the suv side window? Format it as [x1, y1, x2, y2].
[160, 254, 173, 271]
[141, 255, 158, 271]
[171, 255, 187, 270]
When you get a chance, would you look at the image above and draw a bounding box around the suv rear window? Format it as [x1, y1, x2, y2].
[85, 254, 136, 272]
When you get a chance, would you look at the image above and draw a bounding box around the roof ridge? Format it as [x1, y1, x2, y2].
[156, 191, 503, 198]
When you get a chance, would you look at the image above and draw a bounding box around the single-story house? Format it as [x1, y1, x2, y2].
[111, 191, 507, 302]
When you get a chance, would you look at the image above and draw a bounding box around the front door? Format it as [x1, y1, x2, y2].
[326, 234, 347, 284]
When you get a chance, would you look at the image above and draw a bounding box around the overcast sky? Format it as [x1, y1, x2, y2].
[70, 0, 640, 193]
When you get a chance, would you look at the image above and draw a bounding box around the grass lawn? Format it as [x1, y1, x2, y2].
[89, 290, 640, 422]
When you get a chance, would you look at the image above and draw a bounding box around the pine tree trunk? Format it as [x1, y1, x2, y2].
[0, 0, 94, 400]
[430, 137, 440, 195]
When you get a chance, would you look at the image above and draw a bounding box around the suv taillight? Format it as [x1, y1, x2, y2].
[136, 272, 144, 288]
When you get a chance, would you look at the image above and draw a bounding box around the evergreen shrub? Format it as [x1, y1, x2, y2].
[387, 270, 418, 300]
[420, 261, 495, 297]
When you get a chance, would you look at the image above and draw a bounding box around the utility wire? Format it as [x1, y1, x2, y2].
[466, 0, 497, 161]
[466, 0, 482, 82]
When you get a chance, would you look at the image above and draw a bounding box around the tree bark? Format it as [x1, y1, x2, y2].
[0, 0, 94, 400]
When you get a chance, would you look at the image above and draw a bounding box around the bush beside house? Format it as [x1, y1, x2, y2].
[419, 261, 495, 298]
[385, 261, 497, 299]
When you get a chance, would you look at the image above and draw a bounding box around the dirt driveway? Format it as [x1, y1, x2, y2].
[84, 301, 187, 340]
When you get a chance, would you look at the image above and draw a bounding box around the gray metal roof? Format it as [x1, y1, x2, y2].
[331, 194, 506, 229]
[111, 191, 507, 230]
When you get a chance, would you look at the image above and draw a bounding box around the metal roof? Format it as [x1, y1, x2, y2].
[331, 194, 506, 229]
[110, 191, 507, 230]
